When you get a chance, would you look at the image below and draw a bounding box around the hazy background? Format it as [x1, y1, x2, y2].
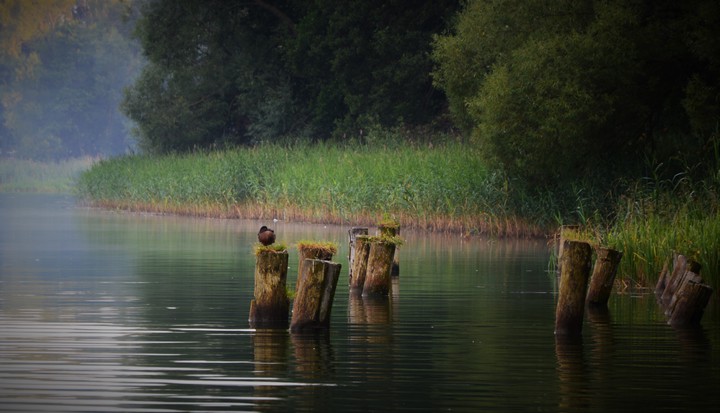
[0, 0, 143, 160]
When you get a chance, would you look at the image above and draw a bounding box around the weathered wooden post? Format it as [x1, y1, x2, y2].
[556, 225, 580, 275]
[363, 239, 396, 296]
[290, 259, 341, 332]
[661, 254, 688, 306]
[349, 235, 371, 293]
[555, 240, 592, 336]
[378, 222, 400, 276]
[348, 227, 369, 283]
[665, 260, 701, 313]
[296, 241, 337, 292]
[249, 248, 290, 326]
[668, 280, 714, 327]
[586, 247, 623, 306]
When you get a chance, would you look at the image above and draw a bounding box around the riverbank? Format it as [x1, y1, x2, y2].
[75, 142, 719, 290]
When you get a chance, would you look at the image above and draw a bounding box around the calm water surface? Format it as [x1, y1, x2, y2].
[0, 193, 718, 412]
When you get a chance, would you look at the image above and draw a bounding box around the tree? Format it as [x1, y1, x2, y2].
[123, 0, 296, 153]
[432, 0, 720, 187]
[122, 0, 460, 153]
[284, 0, 459, 137]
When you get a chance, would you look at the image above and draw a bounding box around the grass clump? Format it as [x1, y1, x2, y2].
[296, 241, 338, 257]
[253, 243, 288, 255]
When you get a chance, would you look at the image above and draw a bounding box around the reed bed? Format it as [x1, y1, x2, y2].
[556, 171, 720, 291]
[76, 142, 543, 236]
[606, 176, 720, 291]
[0, 156, 97, 192]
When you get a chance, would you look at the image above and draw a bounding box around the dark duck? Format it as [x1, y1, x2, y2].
[257, 225, 276, 246]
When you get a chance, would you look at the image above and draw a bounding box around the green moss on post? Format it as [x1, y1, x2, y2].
[378, 222, 400, 276]
[555, 240, 592, 336]
[296, 241, 337, 292]
[249, 249, 289, 327]
[378, 220, 399, 237]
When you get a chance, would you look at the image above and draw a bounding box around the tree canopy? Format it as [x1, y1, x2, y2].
[433, 0, 720, 187]
[122, 0, 460, 153]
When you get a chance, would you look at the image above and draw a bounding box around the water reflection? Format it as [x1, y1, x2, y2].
[349, 293, 393, 326]
[555, 334, 588, 411]
[1, 194, 719, 412]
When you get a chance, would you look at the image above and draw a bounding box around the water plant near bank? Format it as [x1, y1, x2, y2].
[557, 167, 720, 292]
[76, 141, 542, 236]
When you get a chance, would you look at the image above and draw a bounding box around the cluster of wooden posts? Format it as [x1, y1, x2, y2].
[555, 237, 714, 335]
[348, 223, 400, 295]
[655, 253, 714, 327]
[554, 240, 623, 335]
[248, 224, 400, 333]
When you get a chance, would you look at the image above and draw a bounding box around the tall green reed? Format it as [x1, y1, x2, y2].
[77, 141, 534, 234]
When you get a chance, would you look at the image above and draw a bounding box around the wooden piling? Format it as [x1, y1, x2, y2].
[586, 247, 623, 306]
[557, 225, 580, 275]
[555, 240, 592, 336]
[349, 235, 371, 293]
[668, 280, 714, 328]
[378, 222, 400, 276]
[661, 254, 687, 306]
[249, 249, 290, 326]
[348, 227, 369, 283]
[363, 240, 396, 296]
[653, 251, 714, 326]
[295, 242, 336, 292]
[666, 260, 702, 316]
[290, 259, 341, 332]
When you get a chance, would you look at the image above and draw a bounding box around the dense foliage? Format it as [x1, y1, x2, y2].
[433, 0, 720, 187]
[122, 0, 459, 153]
[0, 0, 143, 160]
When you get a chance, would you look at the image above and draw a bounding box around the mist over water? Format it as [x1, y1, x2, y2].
[1, 193, 718, 412]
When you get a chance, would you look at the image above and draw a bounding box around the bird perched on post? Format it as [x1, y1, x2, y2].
[258, 225, 276, 246]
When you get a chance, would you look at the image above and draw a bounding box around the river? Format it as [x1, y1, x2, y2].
[0, 193, 718, 412]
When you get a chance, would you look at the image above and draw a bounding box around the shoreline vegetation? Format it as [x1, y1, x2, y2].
[2, 140, 717, 291]
[75, 140, 545, 237]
